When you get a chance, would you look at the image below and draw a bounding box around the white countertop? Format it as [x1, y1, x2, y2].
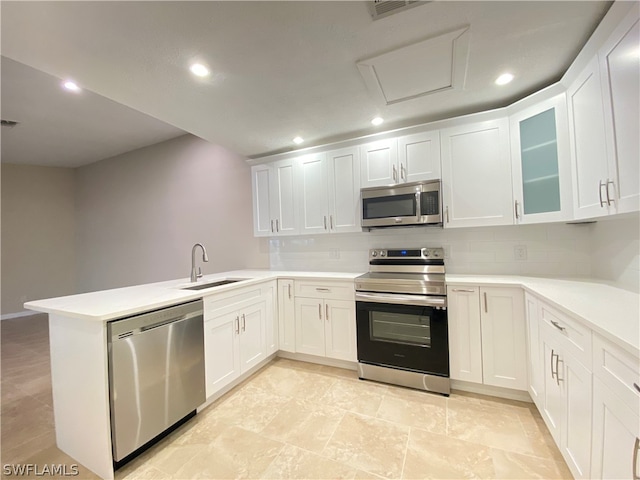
[25, 270, 639, 357]
[447, 274, 640, 357]
[23, 270, 362, 322]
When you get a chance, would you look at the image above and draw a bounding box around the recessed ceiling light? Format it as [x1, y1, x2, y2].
[189, 63, 210, 77]
[495, 73, 514, 86]
[63, 80, 81, 92]
[371, 117, 384, 126]
[293, 136, 304, 145]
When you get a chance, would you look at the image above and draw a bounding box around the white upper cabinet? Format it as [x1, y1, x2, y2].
[568, 5, 640, 220]
[567, 56, 612, 219]
[251, 159, 299, 237]
[599, 6, 640, 215]
[397, 131, 441, 183]
[298, 153, 330, 234]
[360, 139, 398, 187]
[360, 131, 440, 188]
[326, 147, 361, 233]
[440, 118, 514, 228]
[510, 94, 573, 223]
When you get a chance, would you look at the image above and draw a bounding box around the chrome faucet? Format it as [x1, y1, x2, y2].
[190, 243, 209, 283]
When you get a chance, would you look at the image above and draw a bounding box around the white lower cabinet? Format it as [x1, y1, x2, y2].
[294, 297, 356, 362]
[277, 279, 295, 353]
[525, 293, 543, 407]
[447, 286, 526, 390]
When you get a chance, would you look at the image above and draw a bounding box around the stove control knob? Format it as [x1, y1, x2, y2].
[371, 251, 378, 257]
[432, 250, 441, 258]
[380, 251, 387, 257]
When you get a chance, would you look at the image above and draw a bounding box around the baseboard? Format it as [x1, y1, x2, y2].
[451, 379, 533, 403]
[276, 351, 357, 371]
[1, 310, 40, 321]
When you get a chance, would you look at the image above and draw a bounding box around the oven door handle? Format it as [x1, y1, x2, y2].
[356, 292, 447, 309]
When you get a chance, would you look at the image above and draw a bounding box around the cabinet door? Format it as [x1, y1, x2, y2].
[360, 139, 398, 188]
[541, 328, 564, 445]
[324, 299, 356, 362]
[441, 119, 514, 228]
[446, 286, 483, 383]
[591, 377, 640, 480]
[272, 159, 299, 235]
[263, 282, 278, 356]
[599, 7, 640, 215]
[277, 279, 296, 353]
[204, 313, 240, 397]
[561, 352, 592, 479]
[398, 131, 441, 183]
[327, 147, 361, 233]
[251, 164, 274, 237]
[567, 56, 612, 219]
[298, 153, 330, 234]
[294, 297, 325, 357]
[238, 301, 266, 374]
[480, 287, 527, 390]
[510, 94, 572, 223]
[525, 293, 543, 407]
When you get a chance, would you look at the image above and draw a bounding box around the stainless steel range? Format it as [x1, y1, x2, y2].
[355, 247, 449, 395]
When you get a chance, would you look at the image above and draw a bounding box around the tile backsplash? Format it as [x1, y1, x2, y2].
[269, 222, 595, 276]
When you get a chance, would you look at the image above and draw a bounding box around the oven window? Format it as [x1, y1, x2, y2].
[363, 194, 416, 219]
[370, 311, 431, 346]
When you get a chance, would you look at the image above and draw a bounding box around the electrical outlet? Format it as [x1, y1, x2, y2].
[514, 245, 527, 261]
[329, 249, 340, 259]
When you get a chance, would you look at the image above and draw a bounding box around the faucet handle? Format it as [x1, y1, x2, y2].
[197, 267, 203, 279]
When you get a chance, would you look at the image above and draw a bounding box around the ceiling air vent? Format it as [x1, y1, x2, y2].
[1, 119, 19, 128]
[368, 1, 427, 20]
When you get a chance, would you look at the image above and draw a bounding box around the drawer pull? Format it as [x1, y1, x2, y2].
[634, 383, 640, 394]
[316, 288, 331, 292]
[634, 437, 640, 480]
[550, 320, 566, 332]
[452, 288, 475, 293]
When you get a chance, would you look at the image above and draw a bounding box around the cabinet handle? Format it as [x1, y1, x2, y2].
[550, 349, 557, 380]
[330, 215, 334, 230]
[316, 288, 331, 292]
[515, 200, 520, 220]
[318, 303, 322, 320]
[235, 316, 240, 335]
[599, 180, 606, 207]
[276, 219, 280, 232]
[606, 179, 616, 206]
[326, 304, 329, 321]
[270, 220, 274, 233]
[550, 320, 566, 332]
[452, 288, 475, 293]
[241, 314, 246, 332]
[324, 216, 327, 230]
[445, 206, 450, 223]
[634, 437, 640, 480]
[288, 283, 292, 299]
[400, 163, 406, 181]
[483, 292, 488, 313]
[633, 383, 640, 394]
[392, 165, 397, 182]
[555, 356, 563, 385]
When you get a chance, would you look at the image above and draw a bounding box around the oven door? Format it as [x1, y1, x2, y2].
[356, 295, 449, 377]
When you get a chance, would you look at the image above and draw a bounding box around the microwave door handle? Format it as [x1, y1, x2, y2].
[415, 191, 422, 222]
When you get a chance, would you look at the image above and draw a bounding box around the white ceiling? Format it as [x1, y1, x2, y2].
[1, 1, 611, 166]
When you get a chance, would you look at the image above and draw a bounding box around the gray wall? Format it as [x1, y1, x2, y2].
[1, 164, 76, 315]
[75, 134, 269, 292]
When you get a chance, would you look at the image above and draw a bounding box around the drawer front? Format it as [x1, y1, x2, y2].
[204, 286, 262, 319]
[294, 280, 354, 300]
[540, 302, 592, 368]
[593, 333, 640, 414]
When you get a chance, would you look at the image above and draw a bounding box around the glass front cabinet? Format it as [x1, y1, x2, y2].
[509, 94, 573, 223]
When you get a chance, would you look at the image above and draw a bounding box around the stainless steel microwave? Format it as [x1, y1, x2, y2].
[361, 179, 442, 229]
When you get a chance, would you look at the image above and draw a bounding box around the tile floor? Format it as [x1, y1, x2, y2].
[1, 314, 573, 479]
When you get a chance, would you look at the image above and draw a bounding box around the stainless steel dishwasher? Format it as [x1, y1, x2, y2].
[108, 299, 205, 465]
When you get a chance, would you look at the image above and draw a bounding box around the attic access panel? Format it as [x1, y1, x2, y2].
[357, 26, 470, 105]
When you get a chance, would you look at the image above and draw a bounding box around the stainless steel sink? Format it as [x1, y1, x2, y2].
[180, 278, 248, 291]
